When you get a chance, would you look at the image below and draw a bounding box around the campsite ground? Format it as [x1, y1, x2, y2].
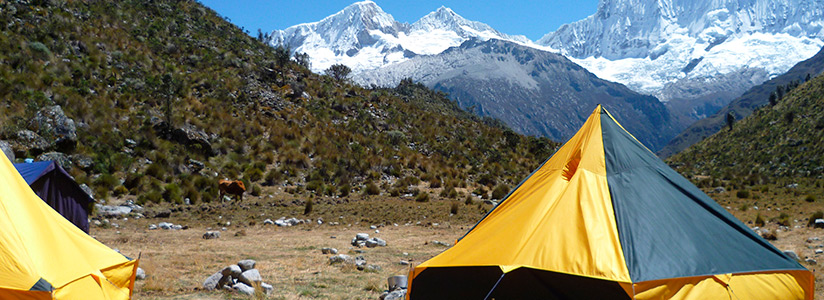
[94, 182, 824, 299]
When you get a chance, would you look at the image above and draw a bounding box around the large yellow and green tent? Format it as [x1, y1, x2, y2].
[408, 105, 812, 299]
[0, 151, 138, 299]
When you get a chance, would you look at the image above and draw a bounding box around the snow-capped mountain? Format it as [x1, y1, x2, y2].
[266, 1, 529, 72]
[538, 0, 824, 99]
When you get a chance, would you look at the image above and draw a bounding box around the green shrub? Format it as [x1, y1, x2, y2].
[465, 194, 474, 205]
[450, 201, 459, 215]
[429, 177, 442, 189]
[163, 183, 182, 203]
[415, 192, 429, 202]
[264, 169, 281, 186]
[244, 167, 264, 182]
[776, 213, 790, 227]
[304, 199, 313, 215]
[808, 211, 824, 227]
[250, 184, 261, 196]
[754, 213, 765, 227]
[112, 185, 129, 197]
[736, 190, 750, 199]
[339, 184, 351, 197]
[805, 194, 816, 202]
[491, 184, 510, 200]
[364, 182, 380, 195]
[94, 173, 120, 190]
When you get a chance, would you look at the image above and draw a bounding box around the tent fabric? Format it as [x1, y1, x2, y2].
[0, 151, 137, 299]
[407, 105, 812, 300]
[13, 161, 93, 233]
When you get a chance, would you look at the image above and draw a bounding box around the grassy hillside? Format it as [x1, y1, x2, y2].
[668, 72, 824, 182]
[0, 0, 557, 205]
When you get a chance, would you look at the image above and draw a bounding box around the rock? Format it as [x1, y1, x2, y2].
[355, 256, 367, 268]
[172, 224, 183, 230]
[148, 224, 158, 230]
[158, 222, 173, 230]
[321, 247, 338, 254]
[783, 250, 800, 261]
[263, 218, 274, 225]
[805, 258, 817, 265]
[365, 239, 379, 248]
[365, 264, 382, 272]
[30, 105, 77, 152]
[136, 267, 146, 280]
[10, 130, 49, 157]
[37, 152, 72, 171]
[713, 187, 727, 194]
[816, 249, 823, 254]
[399, 260, 410, 265]
[373, 237, 387, 246]
[188, 159, 205, 172]
[329, 254, 351, 265]
[814, 219, 824, 229]
[69, 154, 94, 171]
[356, 233, 370, 240]
[79, 184, 95, 202]
[431, 240, 450, 247]
[233, 282, 256, 295]
[239, 269, 262, 286]
[97, 205, 132, 218]
[222, 265, 242, 279]
[203, 231, 220, 239]
[0, 140, 14, 161]
[261, 282, 273, 294]
[382, 289, 407, 300]
[238, 259, 256, 272]
[202, 272, 225, 290]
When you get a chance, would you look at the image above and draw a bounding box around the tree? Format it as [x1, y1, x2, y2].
[806, 73, 812, 82]
[776, 85, 785, 100]
[325, 64, 351, 81]
[769, 92, 777, 106]
[274, 45, 290, 68]
[256, 28, 264, 42]
[726, 111, 735, 131]
[293, 52, 310, 69]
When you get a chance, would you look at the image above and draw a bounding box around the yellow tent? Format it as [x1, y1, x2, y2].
[407, 105, 812, 299]
[0, 151, 138, 299]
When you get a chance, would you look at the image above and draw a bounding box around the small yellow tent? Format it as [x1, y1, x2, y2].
[407, 105, 812, 299]
[0, 151, 138, 299]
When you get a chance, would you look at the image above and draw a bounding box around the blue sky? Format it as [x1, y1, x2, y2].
[198, 0, 600, 41]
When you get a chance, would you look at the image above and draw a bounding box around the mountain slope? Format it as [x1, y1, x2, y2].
[659, 45, 824, 157]
[539, 0, 824, 133]
[266, 1, 529, 73]
[356, 38, 676, 150]
[668, 71, 824, 179]
[0, 0, 555, 203]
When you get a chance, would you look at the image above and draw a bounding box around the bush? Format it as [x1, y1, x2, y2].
[112, 185, 129, 197]
[415, 192, 429, 202]
[736, 190, 750, 199]
[339, 184, 351, 197]
[94, 173, 120, 190]
[776, 213, 790, 227]
[465, 194, 474, 205]
[364, 182, 380, 195]
[491, 184, 510, 200]
[808, 211, 824, 227]
[754, 213, 765, 227]
[264, 169, 281, 186]
[245, 167, 264, 182]
[429, 177, 442, 189]
[304, 199, 313, 215]
[805, 194, 816, 202]
[163, 183, 182, 203]
[450, 202, 459, 215]
[250, 184, 261, 196]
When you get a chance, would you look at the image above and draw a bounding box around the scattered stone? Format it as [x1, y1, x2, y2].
[329, 254, 352, 265]
[712, 187, 727, 194]
[233, 282, 255, 295]
[222, 265, 242, 279]
[355, 256, 367, 268]
[136, 267, 146, 280]
[816, 249, 823, 254]
[238, 260, 256, 272]
[430, 240, 451, 247]
[370, 225, 377, 229]
[805, 258, 817, 265]
[159, 222, 173, 230]
[787, 183, 799, 189]
[261, 282, 273, 294]
[97, 205, 132, 218]
[399, 260, 410, 265]
[263, 218, 274, 225]
[381, 289, 407, 300]
[203, 231, 221, 239]
[365, 264, 382, 272]
[321, 247, 338, 254]
[783, 250, 800, 261]
[148, 224, 158, 230]
[814, 219, 824, 229]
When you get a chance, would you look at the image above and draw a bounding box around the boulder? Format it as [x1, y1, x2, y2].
[354, 256, 367, 268]
[203, 231, 221, 239]
[11, 130, 49, 157]
[814, 219, 824, 229]
[261, 282, 273, 294]
[158, 222, 173, 230]
[30, 105, 77, 152]
[321, 247, 338, 254]
[381, 289, 407, 300]
[70, 154, 94, 171]
[239, 269, 262, 287]
[263, 218, 274, 225]
[238, 259, 256, 272]
[783, 250, 800, 261]
[79, 184, 95, 202]
[37, 152, 72, 171]
[148, 224, 158, 230]
[805, 258, 817, 265]
[365, 264, 382, 272]
[222, 265, 242, 279]
[97, 205, 132, 218]
[0, 140, 13, 161]
[816, 249, 824, 254]
[202, 272, 225, 290]
[233, 282, 256, 295]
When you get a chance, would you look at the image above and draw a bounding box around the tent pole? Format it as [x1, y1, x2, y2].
[483, 273, 506, 300]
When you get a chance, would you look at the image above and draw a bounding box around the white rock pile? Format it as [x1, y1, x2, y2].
[351, 233, 387, 248]
[202, 259, 272, 295]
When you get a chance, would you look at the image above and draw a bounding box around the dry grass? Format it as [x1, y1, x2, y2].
[95, 184, 824, 299]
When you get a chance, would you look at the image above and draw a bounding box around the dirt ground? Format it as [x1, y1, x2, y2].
[93, 188, 824, 299]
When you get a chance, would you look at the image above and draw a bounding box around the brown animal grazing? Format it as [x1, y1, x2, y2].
[218, 179, 246, 202]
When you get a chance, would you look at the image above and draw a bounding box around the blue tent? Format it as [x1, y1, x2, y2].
[13, 161, 93, 233]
